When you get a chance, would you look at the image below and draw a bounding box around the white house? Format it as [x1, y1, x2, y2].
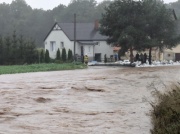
[44, 21, 114, 61]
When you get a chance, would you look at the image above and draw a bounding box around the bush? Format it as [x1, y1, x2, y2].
[150, 83, 180, 134]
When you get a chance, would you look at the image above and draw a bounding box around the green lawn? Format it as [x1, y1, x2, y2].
[0, 63, 86, 75]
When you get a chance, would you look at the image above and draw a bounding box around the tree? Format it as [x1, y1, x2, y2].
[94, 0, 112, 19]
[61, 0, 97, 22]
[100, 0, 145, 63]
[100, 0, 180, 64]
[11, 30, 18, 64]
[18, 35, 25, 63]
[40, 49, 45, 63]
[56, 48, 61, 60]
[142, 0, 180, 64]
[4, 35, 11, 64]
[0, 36, 4, 65]
[68, 49, 73, 61]
[25, 40, 37, 64]
[45, 49, 50, 63]
[62, 48, 66, 62]
[104, 54, 107, 63]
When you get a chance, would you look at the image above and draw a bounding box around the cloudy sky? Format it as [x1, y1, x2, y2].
[0, 0, 178, 10]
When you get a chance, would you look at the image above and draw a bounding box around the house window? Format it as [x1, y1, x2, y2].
[61, 42, 64, 48]
[50, 41, 56, 52]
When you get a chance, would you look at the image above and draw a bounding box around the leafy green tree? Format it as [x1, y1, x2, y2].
[142, 0, 180, 64]
[56, 48, 61, 60]
[94, 0, 112, 19]
[52, 4, 66, 22]
[100, 0, 180, 64]
[62, 48, 66, 62]
[45, 49, 50, 63]
[61, 0, 97, 22]
[100, 0, 145, 63]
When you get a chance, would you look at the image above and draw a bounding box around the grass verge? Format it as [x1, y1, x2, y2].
[150, 83, 180, 134]
[0, 63, 86, 75]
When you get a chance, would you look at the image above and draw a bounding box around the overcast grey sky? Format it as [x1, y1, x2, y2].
[0, 0, 178, 10]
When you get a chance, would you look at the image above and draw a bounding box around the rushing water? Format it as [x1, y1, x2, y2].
[0, 66, 179, 134]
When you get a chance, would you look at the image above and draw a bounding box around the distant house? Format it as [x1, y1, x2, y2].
[44, 21, 114, 62]
[159, 18, 180, 62]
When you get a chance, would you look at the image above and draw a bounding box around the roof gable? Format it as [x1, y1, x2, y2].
[58, 23, 108, 41]
[44, 22, 108, 41]
[53, 24, 61, 30]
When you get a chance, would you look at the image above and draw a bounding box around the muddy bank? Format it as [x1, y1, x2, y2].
[0, 66, 179, 134]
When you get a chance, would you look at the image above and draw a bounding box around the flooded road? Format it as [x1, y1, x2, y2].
[0, 66, 179, 134]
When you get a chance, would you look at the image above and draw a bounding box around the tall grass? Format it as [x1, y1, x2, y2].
[150, 83, 180, 134]
[0, 63, 86, 75]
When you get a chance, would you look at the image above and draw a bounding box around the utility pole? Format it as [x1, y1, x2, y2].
[74, 13, 76, 61]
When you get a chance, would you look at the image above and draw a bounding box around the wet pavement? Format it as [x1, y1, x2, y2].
[0, 66, 179, 134]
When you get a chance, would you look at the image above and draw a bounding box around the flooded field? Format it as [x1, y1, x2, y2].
[0, 66, 179, 134]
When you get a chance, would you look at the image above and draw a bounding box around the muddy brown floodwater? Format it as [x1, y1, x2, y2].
[0, 66, 179, 134]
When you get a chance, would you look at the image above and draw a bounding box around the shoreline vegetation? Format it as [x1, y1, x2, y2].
[151, 83, 180, 134]
[0, 63, 86, 75]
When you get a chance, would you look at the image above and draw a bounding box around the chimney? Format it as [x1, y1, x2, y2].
[94, 20, 99, 30]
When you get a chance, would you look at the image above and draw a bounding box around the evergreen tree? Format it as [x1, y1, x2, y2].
[104, 54, 107, 63]
[45, 49, 50, 63]
[0, 36, 4, 65]
[18, 35, 25, 63]
[62, 48, 66, 62]
[56, 48, 60, 60]
[11, 30, 18, 64]
[29, 40, 37, 63]
[40, 49, 45, 63]
[4, 35, 11, 64]
[68, 49, 73, 61]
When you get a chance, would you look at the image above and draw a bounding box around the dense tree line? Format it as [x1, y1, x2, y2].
[0, 0, 179, 47]
[0, 31, 38, 65]
[0, 0, 111, 47]
[0, 0, 180, 60]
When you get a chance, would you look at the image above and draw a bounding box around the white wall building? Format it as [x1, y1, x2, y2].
[44, 21, 114, 62]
